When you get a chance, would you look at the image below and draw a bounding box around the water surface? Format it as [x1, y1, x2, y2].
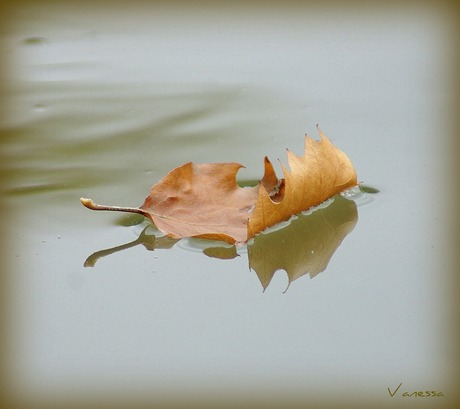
[1, 3, 454, 407]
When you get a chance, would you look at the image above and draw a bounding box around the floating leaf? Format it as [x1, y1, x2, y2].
[248, 128, 357, 238]
[81, 127, 357, 243]
[83, 194, 358, 291]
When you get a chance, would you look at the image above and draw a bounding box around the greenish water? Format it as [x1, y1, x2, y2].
[1, 3, 454, 407]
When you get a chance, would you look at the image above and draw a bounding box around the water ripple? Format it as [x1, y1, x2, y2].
[340, 184, 379, 207]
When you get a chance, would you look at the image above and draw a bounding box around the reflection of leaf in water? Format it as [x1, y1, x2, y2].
[83, 195, 357, 292]
[247, 195, 358, 291]
[202, 246, 239, 260]
[84, 227, 179, 267]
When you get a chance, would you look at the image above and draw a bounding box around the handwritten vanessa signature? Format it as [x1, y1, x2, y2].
[388, 382, 444, 398]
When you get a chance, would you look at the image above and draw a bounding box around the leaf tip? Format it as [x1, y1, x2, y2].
[315, 124, 327, 141]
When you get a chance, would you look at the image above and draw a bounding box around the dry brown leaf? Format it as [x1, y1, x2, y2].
[248, 128, 357, 238]
[81, 128, 357, 243]
[139, 162, 259, 243]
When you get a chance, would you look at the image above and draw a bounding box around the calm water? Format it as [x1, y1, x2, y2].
[1, 3, 455, 407]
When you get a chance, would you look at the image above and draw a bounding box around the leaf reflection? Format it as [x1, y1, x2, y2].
[203, 246, 240, 260]
[247, 195, 357, 291]
[84, 227, 179, 267]
[84, 195, 357, 291]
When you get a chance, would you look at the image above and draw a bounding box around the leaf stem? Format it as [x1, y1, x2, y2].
[80, 197, 148, 217]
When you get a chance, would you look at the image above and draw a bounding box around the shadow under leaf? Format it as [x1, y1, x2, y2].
[84, 195, 358, 291]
